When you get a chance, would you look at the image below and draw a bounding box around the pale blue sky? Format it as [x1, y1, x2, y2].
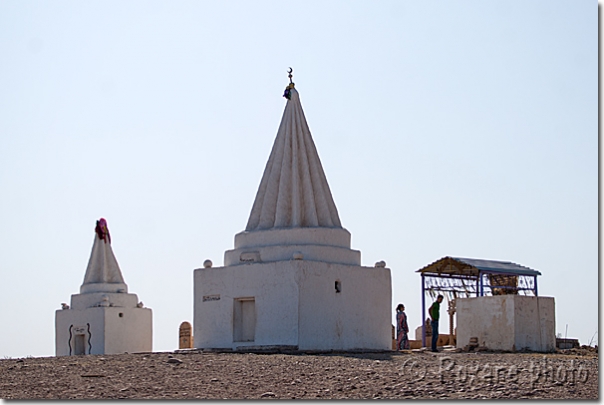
[0, 0, 597, 357]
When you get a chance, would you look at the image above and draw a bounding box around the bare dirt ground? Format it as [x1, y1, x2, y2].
[0, 348, 597, 399]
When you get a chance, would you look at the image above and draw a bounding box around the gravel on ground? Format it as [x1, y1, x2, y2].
[0, 348, 597, 399]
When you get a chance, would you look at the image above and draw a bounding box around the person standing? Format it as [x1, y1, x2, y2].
[429, 295, 444, 352]
[396, 304, 409, 350]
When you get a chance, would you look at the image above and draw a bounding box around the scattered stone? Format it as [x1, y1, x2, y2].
[260, 392, 276, 398]
[167, 358, 183, 364]
[0, 351, 597, 399]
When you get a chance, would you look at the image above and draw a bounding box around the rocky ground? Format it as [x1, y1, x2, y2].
[0, 348, 598, 399]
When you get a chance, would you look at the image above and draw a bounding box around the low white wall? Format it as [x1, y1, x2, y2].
[456, 295, 555, 352]
[456, 296, 515, 351]
[514, 295, 556, 352]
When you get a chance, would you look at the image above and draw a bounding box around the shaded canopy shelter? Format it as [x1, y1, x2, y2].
[416, 256, 542, 347]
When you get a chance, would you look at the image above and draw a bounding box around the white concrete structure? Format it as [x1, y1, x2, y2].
[56, 219, 152, 356]
[194, 83, 392, 351]
[456, 295, 555, 352]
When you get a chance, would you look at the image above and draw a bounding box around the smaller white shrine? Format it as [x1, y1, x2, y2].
[55, 219, 152, 356]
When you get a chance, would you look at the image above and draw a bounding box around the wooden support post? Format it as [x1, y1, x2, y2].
[447, 299, 456, 346]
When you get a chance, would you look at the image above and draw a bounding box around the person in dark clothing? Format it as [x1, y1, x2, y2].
[429, 295, 444, 352]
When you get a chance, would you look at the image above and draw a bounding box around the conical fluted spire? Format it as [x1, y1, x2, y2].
[80, 218, 128, 293]
[245, 87, 342, 231]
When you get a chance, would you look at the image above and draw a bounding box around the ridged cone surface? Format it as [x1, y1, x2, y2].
[246, 88, 342, 231]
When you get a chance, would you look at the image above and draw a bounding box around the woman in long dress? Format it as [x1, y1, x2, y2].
[396, 303, 410, 350]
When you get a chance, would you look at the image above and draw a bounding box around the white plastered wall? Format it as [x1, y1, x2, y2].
[194, 260, 391, 351]
[297, 262, 391, 350]
[56, 292, 152, 356]
[194, 262, 300, 350]
[456, 295, 555, 352]
[103, 306, 152, 354]
[513, 295, 556, 352]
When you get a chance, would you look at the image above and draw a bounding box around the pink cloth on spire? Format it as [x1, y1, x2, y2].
[95, 218, 111, 244]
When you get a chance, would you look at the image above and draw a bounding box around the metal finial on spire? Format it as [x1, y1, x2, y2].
[283, 67, 295, 100]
